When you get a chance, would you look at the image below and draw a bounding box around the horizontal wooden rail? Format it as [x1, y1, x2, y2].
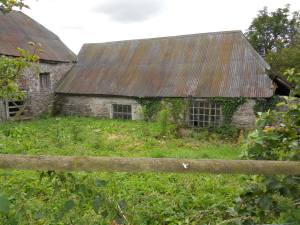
[0, 154, 299, 175]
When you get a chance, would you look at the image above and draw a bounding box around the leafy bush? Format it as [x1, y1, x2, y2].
[215, 125, 240, 141]
[157, 109, 170, 137]
[234, 70, 300, 224]
[137, 98, 161, 121]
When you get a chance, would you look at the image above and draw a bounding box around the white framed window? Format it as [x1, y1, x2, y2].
[112, 104, 132, 120]
[39, 72, 51, 89]
[188, 99, 222, 128]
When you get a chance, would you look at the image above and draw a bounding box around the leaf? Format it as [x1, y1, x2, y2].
[95, 179, 108, 187]
[92, 196, 102, 213]
[0, 195, 10, 214]
[63, 199, 75, 213]
[118, 200, 126, 210]
[258, 195, 272, 210]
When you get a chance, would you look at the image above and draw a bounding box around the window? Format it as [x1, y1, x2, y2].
[39, 73, 51, 89]
[112, 104, 132, 120]
[188, 100, 222, 128]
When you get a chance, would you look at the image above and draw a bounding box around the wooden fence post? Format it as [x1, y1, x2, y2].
[0, 154, 299, 175]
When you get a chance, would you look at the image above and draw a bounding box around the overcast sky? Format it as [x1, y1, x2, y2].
[24, 0, 300, 54]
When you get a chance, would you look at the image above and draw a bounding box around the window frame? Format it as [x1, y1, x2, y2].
[112, 104, 132, 120]
[188, 99, 223, 128]
[39, 72, 51, 90]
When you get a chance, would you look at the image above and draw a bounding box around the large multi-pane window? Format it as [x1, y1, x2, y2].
[112, 104, 132, 120]
[188, 100, 222, 128]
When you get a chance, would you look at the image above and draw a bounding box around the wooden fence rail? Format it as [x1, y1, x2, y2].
[0, 154, 300, 175]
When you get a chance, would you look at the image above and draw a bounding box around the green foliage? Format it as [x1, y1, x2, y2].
[0, 0, 28, 13]
[136, 98, 162, 121]
[138, 98, 188, 137]
[0, 48, 39, 100]
[0, 117, 245, 224]
[163, 98, 187, 126]
[266, 38, 300, 75]
[254, 95, 281, 115]
[210, 97, 246, 124]
[0, 170, 244, 224]
[215, 125, 240, 141]
[157, 109, 170, 137]
[71, 124, 85, 142]
[245, 5, 300, 55]
[285, 68, 300, 96]
[0, 195, 10, 214]
[234, 70, 300, 224]
[0, 117, 242, 159]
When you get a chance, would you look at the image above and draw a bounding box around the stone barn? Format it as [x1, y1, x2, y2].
[55, 31, 287, 129]
[0, 11, 76, 121]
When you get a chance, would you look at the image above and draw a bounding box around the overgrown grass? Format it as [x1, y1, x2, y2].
[0, 116, 242, 159]
[0, 116, 245, 224]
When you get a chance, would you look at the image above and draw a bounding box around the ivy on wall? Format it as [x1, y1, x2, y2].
[137, 97, 246, 127]
[210, 97, 246, 124]
[135, 98, 162, 121]
[136, 98, 187, 122]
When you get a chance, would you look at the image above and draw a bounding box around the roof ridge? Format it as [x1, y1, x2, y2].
[82, 30, 243, 46]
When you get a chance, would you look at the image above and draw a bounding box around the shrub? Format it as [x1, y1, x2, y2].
[157, 109, 170, 137]
[234, 70, 300, 224]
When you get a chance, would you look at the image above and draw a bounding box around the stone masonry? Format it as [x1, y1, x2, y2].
[56, 95, 143, 120]
[232, 99, 257, 129]
[0, 62, 73, 121]
[23, 62, 74, 117]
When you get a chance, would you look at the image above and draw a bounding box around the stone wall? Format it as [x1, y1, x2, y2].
[57, 96, 259, 128]
[56, 95, 143, 120]
[21, 62, 73, 118]
[232, 99, 256, 129]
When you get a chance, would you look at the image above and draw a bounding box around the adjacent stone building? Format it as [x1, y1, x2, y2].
[0, 11, 76, 121]
[55, 31, 287, 129]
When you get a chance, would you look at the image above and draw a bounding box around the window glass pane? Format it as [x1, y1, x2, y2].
[199, 108, 204, 115]
[39, 73, 50, 89]
[112, 104, 132, 120]
[188, 100, 222, 128]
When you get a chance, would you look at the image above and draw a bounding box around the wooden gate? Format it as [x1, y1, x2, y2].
[0, 99, 8, 121]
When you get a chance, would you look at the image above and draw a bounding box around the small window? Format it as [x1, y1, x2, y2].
[112, 104, 132, 120]
[39, 73, 51, 89]
[188, 100, 222, 128]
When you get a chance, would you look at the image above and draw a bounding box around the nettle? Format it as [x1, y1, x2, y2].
[233, 70, 300, 224]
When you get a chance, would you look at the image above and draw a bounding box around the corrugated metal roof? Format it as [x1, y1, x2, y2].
[56, 31, 274, 97]
[0, 11, 76, 62]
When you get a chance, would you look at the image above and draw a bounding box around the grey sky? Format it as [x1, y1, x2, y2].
[24, 0, 300, 53]
[93, 0, 164, 23]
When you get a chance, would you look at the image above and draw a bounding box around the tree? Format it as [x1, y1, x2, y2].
[266, 37, 300, 74]
[0, 48, 39, 100]
[245, 5, 300, 56]
[0, 0, 38, 101]
[0, 0, 28, 13]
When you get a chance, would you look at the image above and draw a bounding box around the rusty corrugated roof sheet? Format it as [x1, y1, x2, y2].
[0, 11, 76, 62]
[56, 31, 273, 97]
